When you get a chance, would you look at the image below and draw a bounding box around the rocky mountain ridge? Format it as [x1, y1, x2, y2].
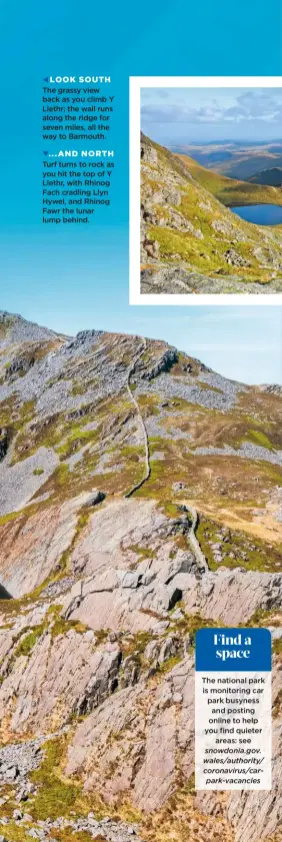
[0, 311, 281, 842]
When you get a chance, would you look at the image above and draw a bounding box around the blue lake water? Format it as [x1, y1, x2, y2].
[231, 204, 282, 225]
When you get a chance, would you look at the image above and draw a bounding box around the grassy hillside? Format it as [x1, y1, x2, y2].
[141, 134, 282, 286]
[177, 154, 282, 206]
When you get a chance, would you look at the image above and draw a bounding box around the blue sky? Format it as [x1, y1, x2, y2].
[1, 0, 282, 385]
[141, 87, 282, 143]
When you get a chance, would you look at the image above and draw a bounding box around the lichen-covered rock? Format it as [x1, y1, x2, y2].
[63, 499, 199, 633]
[183, 569, 282, 624]
[140, 133, 158, 165]
[0, 631, 121, 735]
[223, 248, 250, 267]
[65, 656, 195, 812]
[0, 491, 96, 596]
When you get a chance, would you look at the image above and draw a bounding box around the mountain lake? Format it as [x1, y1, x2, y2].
[231, 204, 282, 225]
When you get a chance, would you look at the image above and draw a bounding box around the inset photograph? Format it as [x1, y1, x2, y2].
[130, 78, 282, 301]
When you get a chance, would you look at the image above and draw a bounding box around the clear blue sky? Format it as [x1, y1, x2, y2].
[141, 87, 282, 144]
[1, 0, 282, 384]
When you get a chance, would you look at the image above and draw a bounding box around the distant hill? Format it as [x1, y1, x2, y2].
[248, 167, 282, 186]
[216, 154, 282, 180]
[169, 142, 282, 180]
[170, 145, 234, 166]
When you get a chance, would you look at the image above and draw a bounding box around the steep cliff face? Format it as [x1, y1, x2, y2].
[140, 133, 282, 294]
[0, 312, 281, 842]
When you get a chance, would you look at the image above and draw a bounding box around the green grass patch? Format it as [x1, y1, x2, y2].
[169, 610, 218, 644]
[50, 617, 88, 639]
[13, 625, 45, 658]
[240, 428, 274, 451]
[273, 638, 282, 656]
[30, 738, 87, 821]
[178, 154, 282, 208]
[196, 514, 282, 573]
[158, 653, 182, 674]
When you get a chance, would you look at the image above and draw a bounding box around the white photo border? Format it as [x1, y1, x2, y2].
[129, 75, 282, 306]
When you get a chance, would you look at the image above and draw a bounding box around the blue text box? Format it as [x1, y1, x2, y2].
[196, 627, 272, 671]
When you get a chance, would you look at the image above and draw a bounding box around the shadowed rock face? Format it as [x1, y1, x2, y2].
[0, 583, 12, 599]
[0, 312, 281, 842]
[0, 427, 10, 461]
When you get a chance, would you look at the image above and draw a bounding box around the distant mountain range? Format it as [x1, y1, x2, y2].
[169, 141, 282, 181]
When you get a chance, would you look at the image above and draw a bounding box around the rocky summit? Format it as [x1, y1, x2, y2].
[140, 132, 282, 294]
[0, 310, 281, 842]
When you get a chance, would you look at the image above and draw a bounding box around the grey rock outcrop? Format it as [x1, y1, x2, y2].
[140, 133, 158, 166]
[184, 568, 282, 624]
[0, 631, 122, 734]
[63, 499, 200, 633]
